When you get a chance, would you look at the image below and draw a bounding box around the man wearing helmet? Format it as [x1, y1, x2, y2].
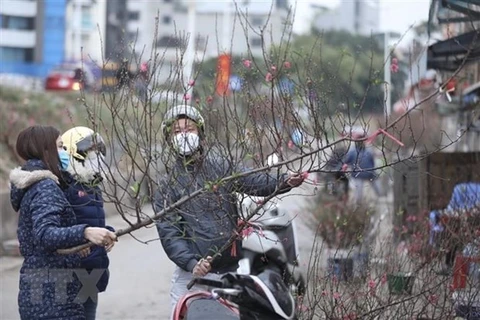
[61, 126, 114, 320]
[155, 105, 305, 310]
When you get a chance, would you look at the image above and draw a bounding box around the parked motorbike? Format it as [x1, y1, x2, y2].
[237, 152, 306, 297]
[173, 270, 296, 320]
[238, 195, 306, 297]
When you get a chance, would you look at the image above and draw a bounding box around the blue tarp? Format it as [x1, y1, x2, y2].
[430, 182, 480, 245]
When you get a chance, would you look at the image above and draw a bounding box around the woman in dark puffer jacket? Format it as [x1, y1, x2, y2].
[9, 125, 117, 320]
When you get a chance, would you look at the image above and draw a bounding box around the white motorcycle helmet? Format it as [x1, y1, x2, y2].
[161, 104, 205, 142]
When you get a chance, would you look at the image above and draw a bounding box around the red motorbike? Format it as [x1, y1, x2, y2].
[172, 270, 296, 320]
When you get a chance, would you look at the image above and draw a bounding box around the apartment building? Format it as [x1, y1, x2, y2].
[0, 0, 66, 77]
[64, 0, 107, 64]
[313, 0, 380, 36]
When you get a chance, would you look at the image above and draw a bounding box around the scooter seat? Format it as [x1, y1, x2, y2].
[185, 298, 239, 320]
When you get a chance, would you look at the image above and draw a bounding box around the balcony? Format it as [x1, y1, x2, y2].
[429, 0, 480, 29]
[1, 0, 36, 17]
[0, 29, 35, 48]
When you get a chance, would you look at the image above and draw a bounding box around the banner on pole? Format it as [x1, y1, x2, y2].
[216, 53, 231, 96]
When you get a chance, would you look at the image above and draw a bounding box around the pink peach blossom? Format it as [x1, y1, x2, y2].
[242, 59, 252, 68]
[381, 273, 387, 285]
[265, 72, 273, 82]
[241, 226, 254, 238]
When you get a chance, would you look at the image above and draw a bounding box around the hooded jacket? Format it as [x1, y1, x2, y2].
[10, 159, 88, 320]
[155, 152, 291, 273]
[344, 146, 377, 180]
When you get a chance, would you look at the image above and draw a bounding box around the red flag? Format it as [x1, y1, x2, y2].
[215, 54, 231, 96]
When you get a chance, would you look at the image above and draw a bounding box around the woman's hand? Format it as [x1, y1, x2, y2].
[84, 227, 117, 247]
[78, 247, 91, 258]
[105, 241, 115, 253]
[192, 256, 213, 277]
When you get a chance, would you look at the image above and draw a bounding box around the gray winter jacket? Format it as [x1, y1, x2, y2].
[154, 153, 291, 273]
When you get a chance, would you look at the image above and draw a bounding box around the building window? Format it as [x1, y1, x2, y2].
[127, 32, 138, 42]
[162, 15, 171, 24]
[276, 0, 288, 9]
[157, 36, 186, 49]
[250, 38, 262, 47]
[0, 47, 34, 62]
[1, 15, 35, 30]
[196, 35, 206, 51]
[251, 16, 263, 26]
[128, 11, 140, 21]
[81, 7, 93, 29]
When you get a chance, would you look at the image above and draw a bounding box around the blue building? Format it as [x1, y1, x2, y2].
[0, 0, 66, 78]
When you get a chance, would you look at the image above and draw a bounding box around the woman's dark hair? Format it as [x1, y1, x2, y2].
[16, 125, 62, 179]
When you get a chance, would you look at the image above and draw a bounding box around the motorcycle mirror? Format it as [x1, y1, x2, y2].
[266, 153, 280, 166]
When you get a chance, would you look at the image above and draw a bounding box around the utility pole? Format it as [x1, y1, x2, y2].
[384, 31, 392, 117]
[184, 1, 196, 97]
[222, 1, 231, 53]
[73, 0, 82, 60]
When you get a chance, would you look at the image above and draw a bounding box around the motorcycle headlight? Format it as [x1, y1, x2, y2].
[72, 82, 81, 91]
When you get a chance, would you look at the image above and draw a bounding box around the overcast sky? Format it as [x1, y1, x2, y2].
[291, 0, 432, 35]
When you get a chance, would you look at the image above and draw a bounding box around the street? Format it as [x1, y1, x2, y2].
[0, 184, 317, 320]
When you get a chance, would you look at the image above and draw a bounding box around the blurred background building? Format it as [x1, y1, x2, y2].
[64, 0, 106, 63]
[0, 0, 66, 77]
[312, 0, 380, 36]
[124, 0, 290, 83]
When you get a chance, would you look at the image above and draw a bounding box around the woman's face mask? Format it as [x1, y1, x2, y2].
[58, 149, 70, 170]
[172, 132, 200, 156]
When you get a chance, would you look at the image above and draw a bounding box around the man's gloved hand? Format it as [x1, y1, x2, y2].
[285, 171, 307, 188]
[192, 256, 213, 277]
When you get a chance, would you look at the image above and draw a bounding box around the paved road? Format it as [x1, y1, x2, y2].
[0, 184, 317, 320]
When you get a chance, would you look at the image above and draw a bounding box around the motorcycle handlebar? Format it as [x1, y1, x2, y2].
[186, 277, 226, 290]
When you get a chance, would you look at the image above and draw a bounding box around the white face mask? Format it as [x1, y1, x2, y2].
[172, 132, 200, 156]
[69, 152, 106, 183]
[84, 154, 104, 175]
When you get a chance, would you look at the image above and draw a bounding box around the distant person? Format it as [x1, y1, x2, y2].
[116, 60, 133, 89]
[343, 135, 380, 203]
[134, 62, 149, 102]
[325, 142, 349, 198]
[9, 125, 116, 320]
[73, 68, 88, 90]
